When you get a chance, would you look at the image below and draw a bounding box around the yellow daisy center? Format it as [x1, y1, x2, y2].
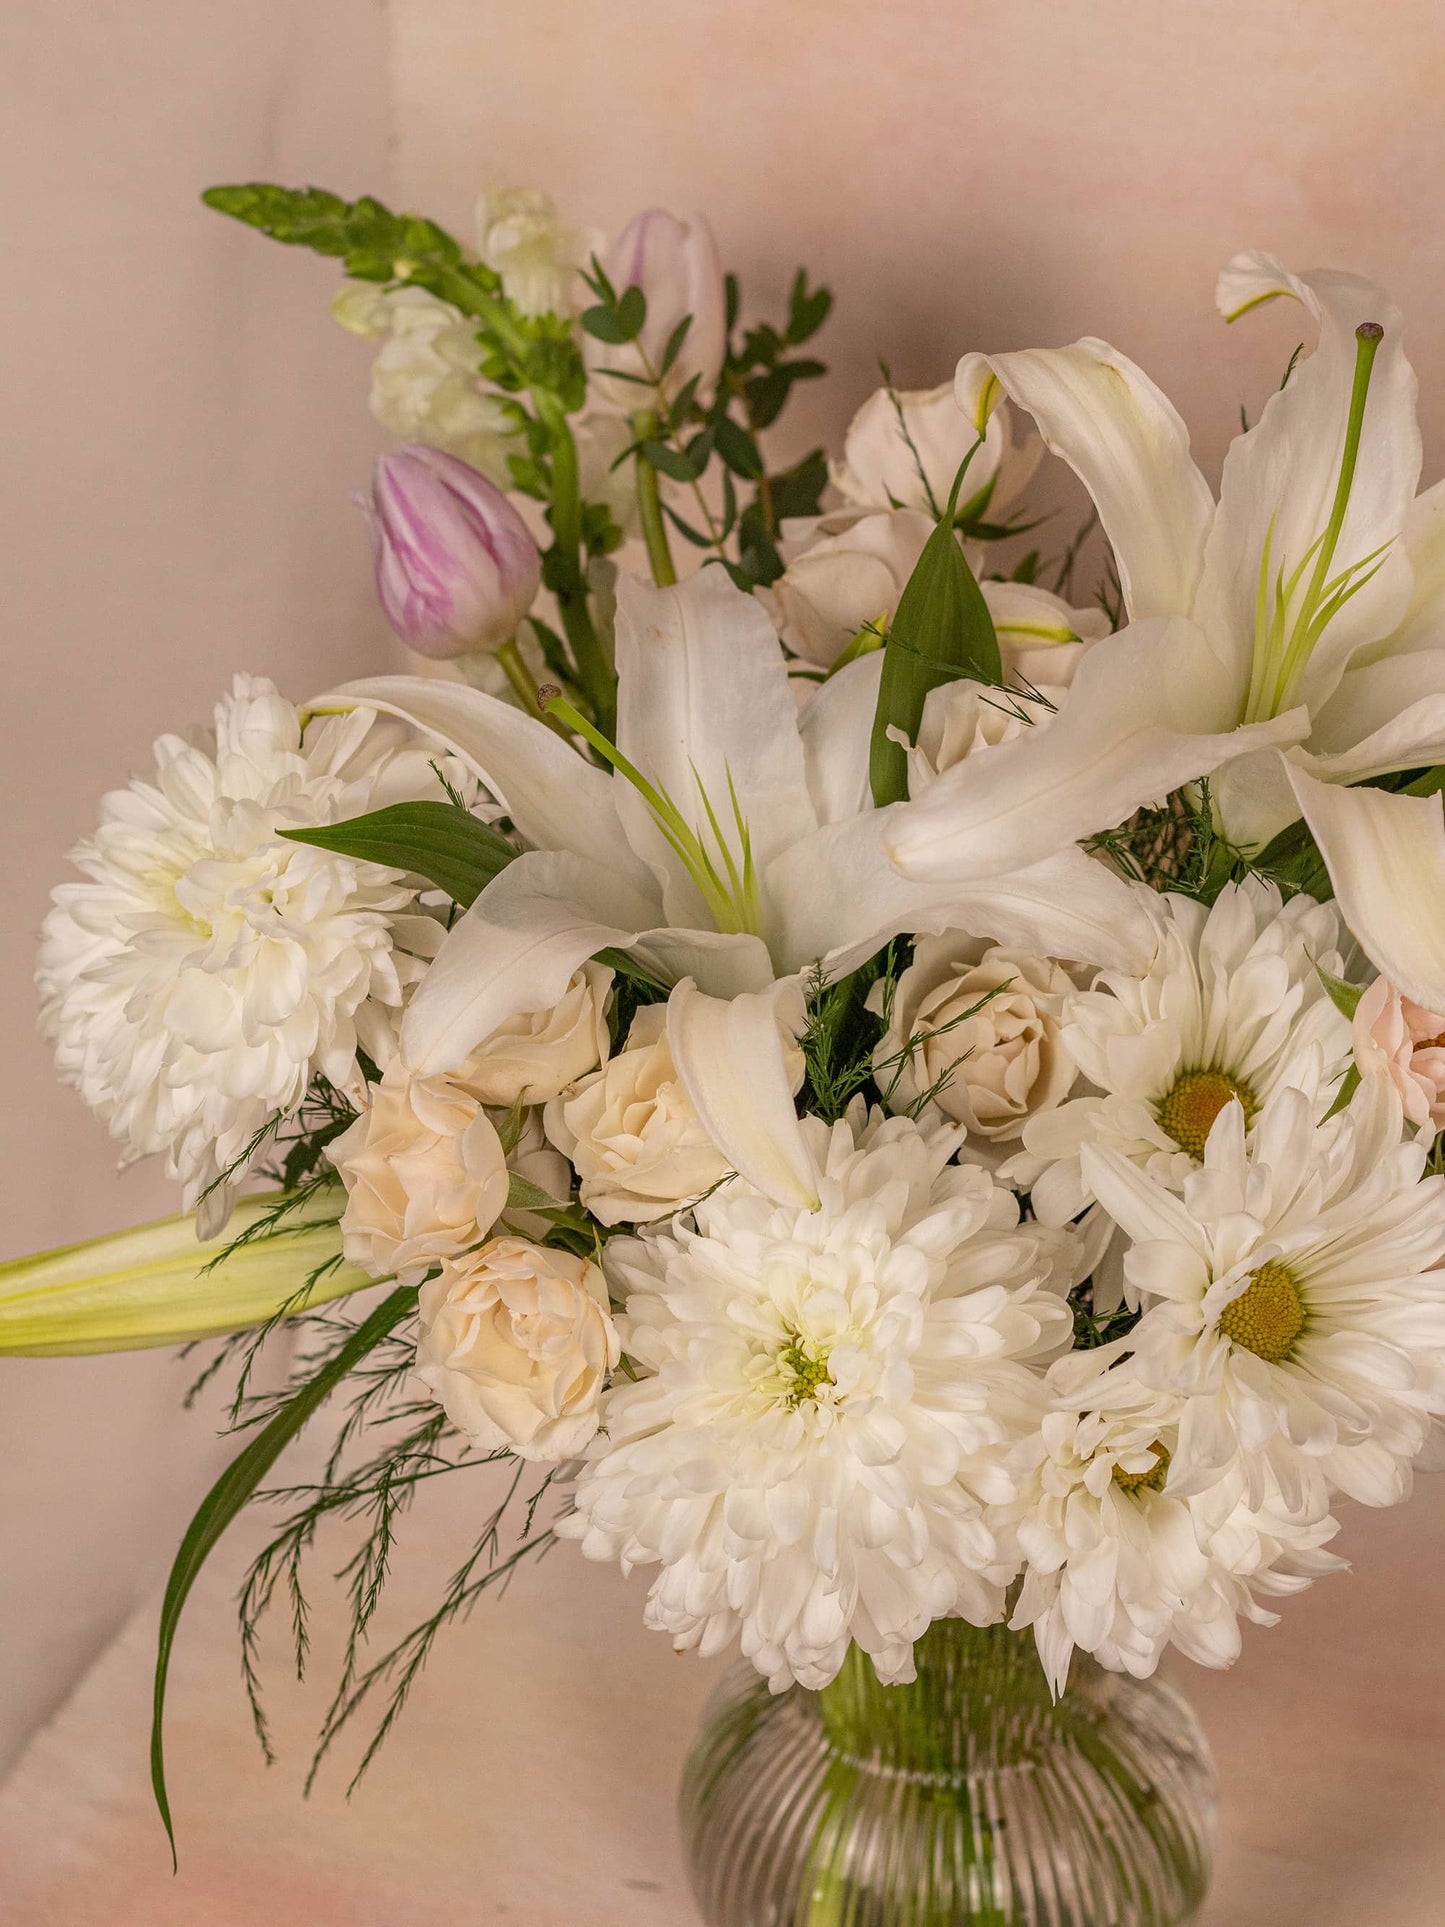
[1157, 1067, 1257, 1159]
[778, 1333, 834, 1408]
[1111, 1443, 1171, 1496]
[1216, 1260, 1306, 1364]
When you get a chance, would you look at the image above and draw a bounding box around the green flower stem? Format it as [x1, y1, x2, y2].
[634, 436, 678, 587]
[492, 636, 572, 737]
[535, 392, 617, 736]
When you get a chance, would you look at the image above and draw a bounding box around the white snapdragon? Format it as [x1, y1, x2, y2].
[331, 283, 515, 482]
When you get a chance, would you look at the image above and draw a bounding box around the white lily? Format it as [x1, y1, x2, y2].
[888, 249, 1444, 886]
[314, 567, 1157, 1203]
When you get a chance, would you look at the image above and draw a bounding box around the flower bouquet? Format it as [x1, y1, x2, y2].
[13, 177, 1445, 1924]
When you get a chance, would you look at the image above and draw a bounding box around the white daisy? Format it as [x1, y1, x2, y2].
[1013, 877, 1355, 1237]
[557, 1104, 1074, 1692]
[1083, 1079, 1445, 1515]
[37, 675, 458, 1229]
[1009, 1346, 1344, 1694]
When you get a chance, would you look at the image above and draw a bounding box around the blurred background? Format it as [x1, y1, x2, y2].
[4, 0, 1445, 1890]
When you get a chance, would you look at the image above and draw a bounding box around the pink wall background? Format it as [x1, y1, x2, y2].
[0, 0, 397, 1772]
[5, 0, 1445, 1772]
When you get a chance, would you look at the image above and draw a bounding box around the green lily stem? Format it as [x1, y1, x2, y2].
[635, 446, 678, 586]
[493, 636, 571, 737]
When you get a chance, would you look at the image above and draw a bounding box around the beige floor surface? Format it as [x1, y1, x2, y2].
[1, 1458, 1443, 1924]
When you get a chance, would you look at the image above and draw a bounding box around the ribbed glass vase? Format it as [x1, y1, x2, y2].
[678, 1619, 1216, 1926]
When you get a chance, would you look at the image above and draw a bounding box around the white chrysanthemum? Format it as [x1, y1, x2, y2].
[1009, 1348, 1343, 1694]
[1084, 1079, 1445, 1515]
[558, 1105, 1075, 1692]
[1013, 878, 1354, 1233]
[37, 676, 456, 1228]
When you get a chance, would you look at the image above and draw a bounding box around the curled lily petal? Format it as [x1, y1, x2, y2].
[308, 675, 649, 885]
[955, 341, 1213, 621]
[666, 976, 821, 1211]
[1287, 766, 1445, 1010]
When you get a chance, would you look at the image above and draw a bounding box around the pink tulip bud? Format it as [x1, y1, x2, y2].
[369, 445, 541, 658]
[585, 209, 726, 409]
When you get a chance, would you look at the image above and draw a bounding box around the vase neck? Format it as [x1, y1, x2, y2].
[816, 1620, 1059, 1773]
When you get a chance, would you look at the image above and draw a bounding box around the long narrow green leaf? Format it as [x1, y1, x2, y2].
[868, 466, 1002, 807]
[281, 802, 516, 909]
[151, 1285, 417, 1864]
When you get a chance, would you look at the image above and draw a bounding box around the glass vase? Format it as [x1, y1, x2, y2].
[678, 1619, 1216, 1926]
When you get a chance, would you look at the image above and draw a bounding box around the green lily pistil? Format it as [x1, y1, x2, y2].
[541, 688, 765, 938]
[1242, 320, 1390, 724]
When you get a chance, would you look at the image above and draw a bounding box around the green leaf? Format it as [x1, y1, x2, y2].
[659, 314, 693, 376]
[768, 448, 828, 521]
[1325, 1063, 1362, 1118]
[505, 1172, 569, 1213]
[746, 358, 826, 428]
[151, 1285, 417, 1863]
[1252, 818, 1333, 901]
[580, 284, 646, 345]
[786, 270, 833, 345]
[280, 802, 516, 908]
[201, 184, 476, 295]
[869, 470, 1002, 807]
[641, 438, 702, 484]
[713, 414, 765, 480]
[1317, 965, 1364, 1021]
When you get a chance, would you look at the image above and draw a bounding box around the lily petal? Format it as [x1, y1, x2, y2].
[884, 617, 1304, 884]
[666, 976, 821, 1210]
[1365, 476, 1445, 659]
[1197, 254, 1419, 710]
[613, 568, 817, 919]
[1286, 766, 1445, 1010]
[798, 653, 884, 828]
[940, 848, 1160, 974]
[401, 851, 663, 1073]
[310, 675, 649, 885]
[956, 341, 1214, 621]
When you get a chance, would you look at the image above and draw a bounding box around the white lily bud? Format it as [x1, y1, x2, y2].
[0, 1195, 368, 1357]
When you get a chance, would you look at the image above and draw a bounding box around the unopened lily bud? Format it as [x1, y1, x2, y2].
[586, 209, 726, 409]
[0, 1196, 368, 1356]
[370, 445, 541, 658]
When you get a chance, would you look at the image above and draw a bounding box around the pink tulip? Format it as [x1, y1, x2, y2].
[369, 445, 540, 658]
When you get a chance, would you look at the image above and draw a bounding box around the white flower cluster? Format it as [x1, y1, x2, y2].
[36, 224, 1445, 1724]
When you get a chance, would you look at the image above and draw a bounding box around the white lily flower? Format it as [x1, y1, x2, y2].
[313, 567, 1158, 1203]
[888, 249, 1443, 887]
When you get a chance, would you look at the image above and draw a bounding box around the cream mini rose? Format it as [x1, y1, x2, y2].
[1352, 975, 1445, 1133]
[415, 1238, 618, 1460]
[328, 1064, 510, 1285]
[457, 961, 612, 1107]
[872, 935, 1079, 1146]
[543, 1004, 730, 1225]
[767, 508, 933, 668]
